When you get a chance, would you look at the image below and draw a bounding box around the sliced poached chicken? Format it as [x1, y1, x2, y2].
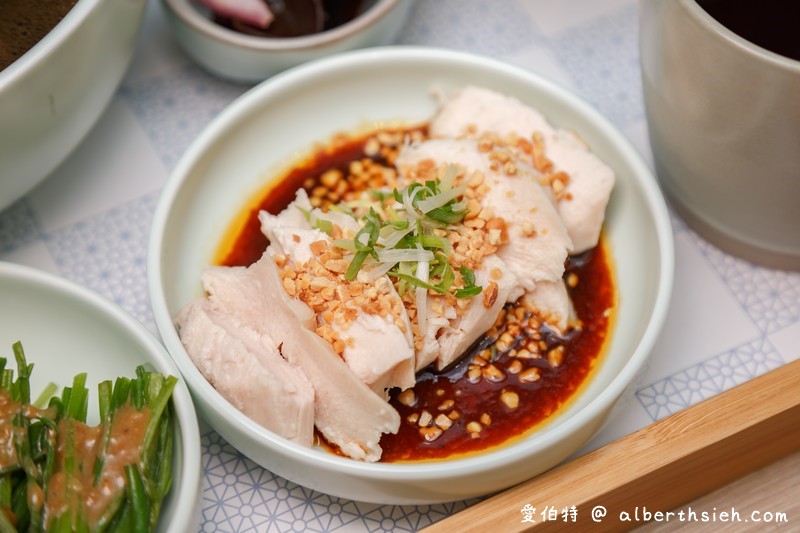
[199, 253, 400, 462]
[176, 299, 315, 446]
[259, 193, 416, 396]
[430, 85, 614, 253]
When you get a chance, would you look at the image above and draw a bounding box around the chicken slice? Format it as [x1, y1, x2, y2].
[201, 253, 400, 462]
[431, 85, 615, 253]
[415, 307, 455, 372]
[259, 211, 416, 397]
[279, 312, 401, 462]
[310, 206, 361, 236]
[265, 226, 327, 266]
[396, 138, 572, 290]
[258, 189, 318, 262]
[435, 254, 519, 370]
[260, 188, 361, 239]
[331, 312, 415, 396]
[544, 129, 615, 253]
[264, 188, 314, 228]
[484, 172, 571, 287]
[176, 300, 314, 446]
[520, 279, 572, 334]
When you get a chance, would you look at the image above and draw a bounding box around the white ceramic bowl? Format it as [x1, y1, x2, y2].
[0, 0, 147, 213]
[149, 47, 674, 504]
[161, 0, 415, 82]
[0, 262, 202, 531]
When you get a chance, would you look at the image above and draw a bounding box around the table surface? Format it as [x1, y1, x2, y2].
[1, 1, 798, 531]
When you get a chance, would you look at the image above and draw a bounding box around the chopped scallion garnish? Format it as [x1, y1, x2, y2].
[330, 166, 482, 298]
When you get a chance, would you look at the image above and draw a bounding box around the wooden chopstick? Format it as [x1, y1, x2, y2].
[422, 359, 800, 532]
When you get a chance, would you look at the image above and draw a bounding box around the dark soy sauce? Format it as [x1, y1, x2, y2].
[215, 0, 365, 38]
[696, 0, 800, 61]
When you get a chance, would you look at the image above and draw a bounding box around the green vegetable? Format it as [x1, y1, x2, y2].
[0, 342, 177, 532]
[332, 166, 483, 298]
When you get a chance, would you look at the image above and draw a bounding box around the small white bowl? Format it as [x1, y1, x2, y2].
[161, 0, 415, 82]
[0, 0, 147, 213]
[149, 47, 674, 504]
[0, 262, 202, 532]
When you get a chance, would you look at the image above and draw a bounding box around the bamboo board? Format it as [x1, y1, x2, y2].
[422, 359, 800, 532]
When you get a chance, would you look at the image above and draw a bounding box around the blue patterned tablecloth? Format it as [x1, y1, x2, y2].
[2, 1, 798, 531]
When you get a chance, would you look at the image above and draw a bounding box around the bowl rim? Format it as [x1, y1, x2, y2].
[149, 46, 674, 481]
[0, 261, 202, 530]
[0, 0, 101, 87]
[161, 0, 404, 51]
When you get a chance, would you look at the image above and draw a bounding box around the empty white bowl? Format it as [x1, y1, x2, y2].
[0, 0, 147, 213]
[0, 262, 202, 531]
[161, 0, 415, 82]
[148, 46, 674, 504]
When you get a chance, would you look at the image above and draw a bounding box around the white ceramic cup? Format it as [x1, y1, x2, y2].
[640, 0, 800, 269]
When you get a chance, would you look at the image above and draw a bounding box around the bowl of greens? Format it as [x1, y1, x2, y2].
[0, 262, 201, 531]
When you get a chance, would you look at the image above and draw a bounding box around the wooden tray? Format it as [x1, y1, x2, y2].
[423, 359, 800, 532]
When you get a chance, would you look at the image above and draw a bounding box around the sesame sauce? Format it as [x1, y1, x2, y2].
[219, 127, 615, 462]
[0, 391, 151, 527]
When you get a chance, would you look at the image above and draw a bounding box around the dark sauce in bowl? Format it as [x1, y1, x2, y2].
[218, 127, 616, 462]
[696, 0, 800, 61]
[0, 0, 78, 71]
[382, 247, 613, 461]
[213, 0, 366, 38]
